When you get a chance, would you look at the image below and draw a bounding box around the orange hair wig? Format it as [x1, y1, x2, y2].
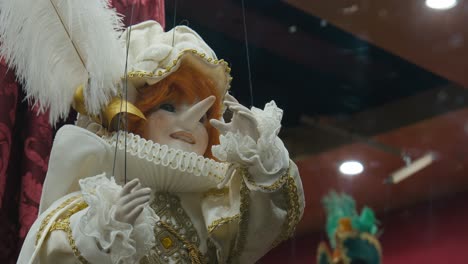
[130, 63, 223, 159]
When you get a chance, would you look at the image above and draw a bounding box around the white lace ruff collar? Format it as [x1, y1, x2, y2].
[102, 131, 228, 192]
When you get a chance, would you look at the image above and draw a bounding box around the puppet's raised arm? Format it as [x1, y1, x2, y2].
[211, 94, 290, 185]
[204, 97, 305, 263]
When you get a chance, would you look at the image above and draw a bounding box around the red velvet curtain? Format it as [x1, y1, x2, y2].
[0, 1, 164, 262]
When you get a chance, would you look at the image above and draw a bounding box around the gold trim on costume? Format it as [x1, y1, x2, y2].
[270, 164, 301, 248]
[65, 217, 90, 264]
[243, 162, 290, 192]
[202, 187, 229, 199]
[284, 176, 301, 237]
[207, 214, 240, 234]
[142, 193, 204, 264]
[227, 168, 251, 262]
[36, 195, 81, 245]
[127, 49, 232, 85]
[36, 196, 89, 264]
[49, 199, 89, 263]
[160, 221, 204, 264]
[49, 200, 88, 232]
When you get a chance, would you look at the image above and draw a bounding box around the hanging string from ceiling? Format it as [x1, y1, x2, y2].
[241, 0, 254, 108]
[172, 0, 178, 46]
[112, 4, 135, 184]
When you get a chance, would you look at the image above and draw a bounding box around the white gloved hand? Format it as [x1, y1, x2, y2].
[210, 93, 260, 141]
[210, 97, 288, 188]
[114, 179, 151, 226]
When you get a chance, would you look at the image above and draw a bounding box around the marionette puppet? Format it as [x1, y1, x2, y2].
[0, 1, 304, 264]
[317, 192, 381, 264]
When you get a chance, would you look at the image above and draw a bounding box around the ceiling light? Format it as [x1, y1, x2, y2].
[425, 0, 458, 10]
[339, 161, 364, 176]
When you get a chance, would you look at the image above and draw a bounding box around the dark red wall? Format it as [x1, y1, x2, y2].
[261, 191, 468, 263]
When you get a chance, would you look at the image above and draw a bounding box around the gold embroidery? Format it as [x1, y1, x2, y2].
[160, 236, 174, 249]
[36, 195, 81, 245]
[127, 48, 232, 90]
[227, 168, 250, 262]
[48, 221, 68, 232]
[271, 166, 301, 248]
[49, 200, 88, 232]
[285, 176, 301, 236]
[151, 193, 201, 248]
[207, 214, 240, 234]
[142, 193, 205, 264]
[54, 200, 89, 263]
[161, 221, 204, 264]
[64, 216, 90, 264]
[243, 163, 290, 192]
[39, 197, 89, 264]
[202, 187, 229, 198]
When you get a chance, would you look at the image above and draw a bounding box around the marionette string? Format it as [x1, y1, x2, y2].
[172, 0, 178, 46]
[123, 6, 135, 184]
[112, 3, 135, 184]
[241, 0, 254, 107]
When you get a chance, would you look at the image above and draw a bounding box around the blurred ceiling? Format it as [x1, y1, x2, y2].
[165, 0, 468, 234]
[287, 0, 468, 88]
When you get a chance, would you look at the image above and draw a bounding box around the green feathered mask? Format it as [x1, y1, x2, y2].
[318, 191, 382, 264]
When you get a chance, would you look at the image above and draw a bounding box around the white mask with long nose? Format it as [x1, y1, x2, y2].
[142, 96, 216, 156]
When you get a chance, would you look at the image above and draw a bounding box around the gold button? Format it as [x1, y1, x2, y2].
[161, 237, 173, 249]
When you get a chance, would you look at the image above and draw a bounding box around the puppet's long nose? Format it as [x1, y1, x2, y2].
[178, 96, 215, 130]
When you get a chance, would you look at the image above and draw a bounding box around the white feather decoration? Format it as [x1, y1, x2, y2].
[0, 0, 125, 124]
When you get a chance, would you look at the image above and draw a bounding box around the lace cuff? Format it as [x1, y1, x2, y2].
[212, 101, 289, 190]
[78, 174, 156, 264]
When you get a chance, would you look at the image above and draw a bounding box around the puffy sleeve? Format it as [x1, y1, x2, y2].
[204, 101, 305, 263]
[72, 174, 157, 263]
[19, 174, 157, 264]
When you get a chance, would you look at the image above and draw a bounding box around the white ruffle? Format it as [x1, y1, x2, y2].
[101, 132, 227, 192]
[75, 114, 108, 136]
[78, 174, 157, 264]
[212, 101, 289, 187]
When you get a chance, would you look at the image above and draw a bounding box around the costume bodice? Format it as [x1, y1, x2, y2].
[140, 192, 216, 264]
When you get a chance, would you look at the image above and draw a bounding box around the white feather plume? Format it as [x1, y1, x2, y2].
[0, 0, 125, 124]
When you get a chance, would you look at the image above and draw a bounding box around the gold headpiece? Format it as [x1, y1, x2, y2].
[73, 85, 146, 130]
